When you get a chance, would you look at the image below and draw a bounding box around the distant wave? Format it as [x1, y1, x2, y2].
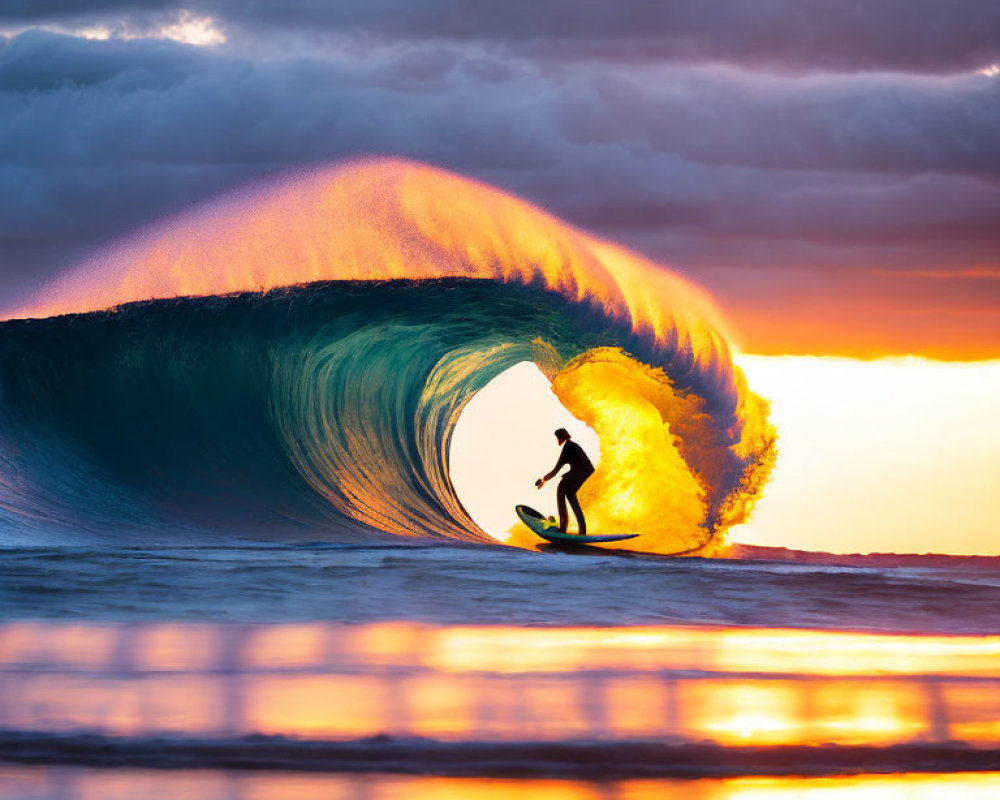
[0, 160, 774, 553]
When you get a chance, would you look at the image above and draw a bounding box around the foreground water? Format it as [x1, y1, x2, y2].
[3, 542, 1000, 792]
[3, 543, 1000, 632]
[4, 768, 1000, 800]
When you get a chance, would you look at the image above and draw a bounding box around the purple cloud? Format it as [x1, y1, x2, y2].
[4, 0, 1000, 73]
[0, 20, 997, 354]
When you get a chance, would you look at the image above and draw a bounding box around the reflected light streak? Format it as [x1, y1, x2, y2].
[5, 622, 1000, 677]
[248, 675, 386, 738]
[426, 625, 1000, 677]
[3, 621, 1000, 749]
[694, 683, 804, 745]
[131, 624, 220, 672]
[3, 768, 1000, 800]
[0, 622, 117, 670]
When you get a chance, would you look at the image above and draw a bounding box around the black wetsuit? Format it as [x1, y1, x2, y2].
[550, 440, 595, 535]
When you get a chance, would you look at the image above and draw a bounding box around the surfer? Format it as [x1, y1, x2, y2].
[535, 428, 595, 536]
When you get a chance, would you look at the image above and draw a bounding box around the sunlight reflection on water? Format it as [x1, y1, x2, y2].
[2, 621, 999, 747]
[3, 768, 1000, 800]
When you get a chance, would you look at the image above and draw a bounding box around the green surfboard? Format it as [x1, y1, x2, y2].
[515, 504, 639, 544]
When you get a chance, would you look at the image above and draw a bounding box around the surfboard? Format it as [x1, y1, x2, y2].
[515, 504, 639, 544]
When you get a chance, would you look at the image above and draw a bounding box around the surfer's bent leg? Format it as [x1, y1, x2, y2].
[558, 476, 587, 535]
[566, 483, 586, 536]
[556, 479, 570, 533]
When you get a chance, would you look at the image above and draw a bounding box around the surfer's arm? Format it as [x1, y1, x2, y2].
[537, 450, 568, 485]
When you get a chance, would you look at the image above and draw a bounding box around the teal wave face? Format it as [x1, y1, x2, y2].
[0, 160, 777, 552]
[0, 280, 617, 540]
[0, 278, 770, 550]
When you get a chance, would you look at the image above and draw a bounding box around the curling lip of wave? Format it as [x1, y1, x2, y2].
[0, 159, 775, 552]
[7, 158, 731, 355]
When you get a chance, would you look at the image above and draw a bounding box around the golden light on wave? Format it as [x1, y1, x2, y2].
[9, 159, 726, 352]
[453, 351, 774, 552]
[552, 349, 723, 553]
[8, 159, 774, 551]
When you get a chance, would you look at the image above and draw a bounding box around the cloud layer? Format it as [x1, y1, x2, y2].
[1, 3, 999, 357]
[7, 0, 1000, 73]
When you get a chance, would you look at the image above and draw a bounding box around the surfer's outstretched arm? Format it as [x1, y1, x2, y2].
[537, 450, 568, 486]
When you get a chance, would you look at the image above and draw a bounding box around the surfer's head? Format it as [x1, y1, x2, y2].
[554, 428, 570, 444]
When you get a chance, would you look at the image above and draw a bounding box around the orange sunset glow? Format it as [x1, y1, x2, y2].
[720, 279, 1000, 362]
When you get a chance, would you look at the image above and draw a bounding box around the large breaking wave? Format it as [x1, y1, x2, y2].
[0, 159, 774, 553]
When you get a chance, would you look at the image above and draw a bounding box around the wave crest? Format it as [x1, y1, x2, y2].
[0, 160, 775, 552]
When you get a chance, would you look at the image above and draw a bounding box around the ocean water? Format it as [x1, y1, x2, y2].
[0, 167, 996, 797]
[2, 543, 1000, 632]
[5, 769, 1000, 800]
[3, 542, 1000, 786]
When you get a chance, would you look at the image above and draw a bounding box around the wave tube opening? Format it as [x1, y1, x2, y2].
[449, 361, 602, 544]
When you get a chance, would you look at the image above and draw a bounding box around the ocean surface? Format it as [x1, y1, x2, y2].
[4, 541, 1000, 800]
[2, 163, 997, 797]
[3, 542, 1000, 633]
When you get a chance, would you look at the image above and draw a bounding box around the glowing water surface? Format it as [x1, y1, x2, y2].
[3, 768, 1000, 800]
[3, 621, 999, 747]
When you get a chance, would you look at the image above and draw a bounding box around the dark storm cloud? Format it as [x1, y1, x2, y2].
[0, 0, 169, 18]
[2, 32, 999, 281]
[1, 28, 999, 353]
[0, 28, 213, 91]
[3, 0, 1000, 74]
[553, 68, 1000, 174]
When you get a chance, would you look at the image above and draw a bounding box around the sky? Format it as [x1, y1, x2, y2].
[2, 3, 999, 555]
[1, 0, 999, 358]
[452, 359, 1000, 556]
[733, 356, 1000, 555]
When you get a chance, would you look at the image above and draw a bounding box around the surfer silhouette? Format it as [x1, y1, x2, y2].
[535, 428, 595, 536]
